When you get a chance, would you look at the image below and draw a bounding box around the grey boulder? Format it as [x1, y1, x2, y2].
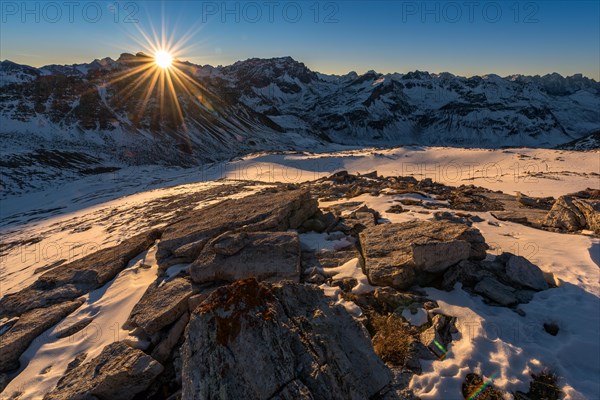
[45, 341, 163, 400]
[505, 255, 549, 291]
[359, 220, 488, 289]
[543, 196, 600, 233]
[182, 278, 391, 400]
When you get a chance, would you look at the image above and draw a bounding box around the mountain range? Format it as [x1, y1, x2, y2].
[1, 54, 599, 195]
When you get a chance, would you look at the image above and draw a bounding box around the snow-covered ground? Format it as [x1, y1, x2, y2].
[3, 146, 598, 226]
[1, 146, 598, 399]
[321, 192, 599, 399]
[4, 245, 161, 398]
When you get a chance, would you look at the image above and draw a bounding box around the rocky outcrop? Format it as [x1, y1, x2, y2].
[157, 189, 317, 267]
[0, 300, 83, 372]
[190, 231, 301, 284]
[182, 278, 391, 400]
[359, 220, 488, 289]
[45, 341, 163, 400]
[543, 196, 600, 233]
[126, 275, 193, 336]
[443, 253, 550, 307]
[0, 230, 161, 316]
[3, 175, 586, 399]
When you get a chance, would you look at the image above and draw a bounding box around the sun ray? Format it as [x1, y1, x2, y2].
[169, 69, 197, 99]
[164, 68, 186, 130]
[138, 68, 161, 119]
[108, 63, 155, 86]
[114, 67, 161, 104]
[102, 12, 216, 142]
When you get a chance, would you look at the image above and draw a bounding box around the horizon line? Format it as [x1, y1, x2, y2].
[1, 54, 598, 83]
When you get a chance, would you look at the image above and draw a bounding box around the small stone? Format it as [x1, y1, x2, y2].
[306, 273, 326, 284]
[331, 277, 358, 293]
[386, 205, 407, 214]
[361, 170, 378, 179]
[543, 322, 559, 336]
[55, 317, 95, 339]
[419, 314, 456, 358]
[474, 277, 518, 306]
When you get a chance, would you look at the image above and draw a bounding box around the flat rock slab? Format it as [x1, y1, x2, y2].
[126, 275, 193, 336]
[0, 230, 161, 317]
[190, 231, 301, 284]
[0, 300, 83, 372]
[182, 278, 391, 400]
[156, 189, 317, 268]
[491, 209, 548, 226]
[359, 220, 487, 289]
[45, 341, 163, 400]
[483, 191, 549, 227]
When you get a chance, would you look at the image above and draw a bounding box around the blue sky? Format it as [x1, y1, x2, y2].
[1, 1, 599, 79]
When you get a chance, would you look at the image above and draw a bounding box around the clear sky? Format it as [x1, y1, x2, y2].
[1, 1, 599, 79]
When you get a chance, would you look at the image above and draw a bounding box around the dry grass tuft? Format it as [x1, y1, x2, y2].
[461, 373, 505, 400]
[528, 369, 562, 400]
[370, 313, 416, 366]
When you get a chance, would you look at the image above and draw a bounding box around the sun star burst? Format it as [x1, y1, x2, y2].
[106, 22, 211, 137]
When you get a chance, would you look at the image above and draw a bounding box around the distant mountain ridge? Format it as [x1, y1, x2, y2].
[556, 130, 600, 151]
[1, 54, 599, 195]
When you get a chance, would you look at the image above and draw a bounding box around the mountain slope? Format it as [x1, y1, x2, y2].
[1, 56, 599, 195]
[556, 130, 600, 150]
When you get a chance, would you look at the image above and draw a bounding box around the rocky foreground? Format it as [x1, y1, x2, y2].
[1, 171, 598, 399]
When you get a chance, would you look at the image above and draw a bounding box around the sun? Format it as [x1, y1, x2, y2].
[110, 25, 214, 133]
[155, 51, 173, 69]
